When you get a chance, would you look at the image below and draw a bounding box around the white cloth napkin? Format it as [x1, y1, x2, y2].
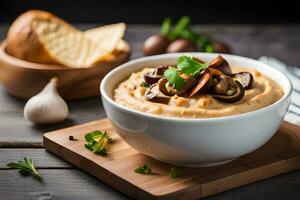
[259, 56, 300, 126]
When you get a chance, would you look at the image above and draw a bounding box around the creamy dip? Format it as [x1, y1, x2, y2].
[114, 66, 284, 118]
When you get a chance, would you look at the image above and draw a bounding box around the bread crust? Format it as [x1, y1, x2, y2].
[6, 10, 75, 64]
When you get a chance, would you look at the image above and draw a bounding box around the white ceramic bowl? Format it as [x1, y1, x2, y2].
[100, 53, 292, 167]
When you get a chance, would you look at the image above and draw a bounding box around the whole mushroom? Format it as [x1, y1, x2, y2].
[213, 41, 231, 54]
[143, 34, 170, 56]
[166, 39, 197, 53]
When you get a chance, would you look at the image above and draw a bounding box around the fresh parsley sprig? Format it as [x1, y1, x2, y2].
[160, 17, 171, 36]
[163, 56, 209, 90]
[164, 68, 185, 90]
[160, 16, 214, 52]
[135, 164, 152, 175]
[168, 16, 191, 41]
[7, 158, 41, 179]
[177, 55, 209, 76]
[84, 130, 112, 155]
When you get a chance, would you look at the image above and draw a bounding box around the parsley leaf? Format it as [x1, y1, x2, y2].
[84, 130, 112, 155]
[7, 158, 41, 179]
[159, 16, 215, 52]
[160, 17, 171, 36]
[177, 55, 209, 76]
[168, 16, 191, 40]
[164, 68, 185, 90]
[135, 164, 152, 175]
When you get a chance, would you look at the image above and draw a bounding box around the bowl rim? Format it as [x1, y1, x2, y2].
[100, 52, 293, 123]
[0, 40, 131, 71]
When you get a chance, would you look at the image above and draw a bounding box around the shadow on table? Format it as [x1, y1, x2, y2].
[30, 118, 76, 133]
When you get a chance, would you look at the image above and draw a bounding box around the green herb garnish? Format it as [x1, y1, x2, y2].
[135, 164, 152, 175]
[160, 17, 171, 36]
[84, 130, 112, 155]
[170, 167, 179, 178]
[202, 40, 214, 53]
[164, 68, 185, 90]
[163, 56, 208, 90]
[168, 16, 191, 41]
[160, 16, 215, 52]
[7, 158, 41, 179]
[140, 82, 149, 88]
[177, 55, 209, 76]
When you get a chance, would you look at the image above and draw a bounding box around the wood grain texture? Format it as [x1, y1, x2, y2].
[0, 149, 72, 168]
[0, 87, 105, 147]
[44, 118, 300, 200]
[0, 170, 130, 200]
[1, 169, 300, 200]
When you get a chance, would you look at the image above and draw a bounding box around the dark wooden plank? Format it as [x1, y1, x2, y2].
[0, 169, 129, 200]
[205, 169, 300, 200]
[0, 91, 105, 147]
[0, 169, 300, 200]
[0, 149, 72, 168]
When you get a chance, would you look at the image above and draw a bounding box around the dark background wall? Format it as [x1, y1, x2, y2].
[1, 0, 300, 24]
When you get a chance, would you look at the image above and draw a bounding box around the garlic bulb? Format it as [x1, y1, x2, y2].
[24, 78, 69, 124]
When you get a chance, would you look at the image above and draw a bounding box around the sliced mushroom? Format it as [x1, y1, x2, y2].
[143, 72, 163, 85]
[212, 81, 244, 103]
[223, 75, 236, 87]
[158, 78, 170, 96]
[209, 68, 223, 76]
[232, 72, 254, 90]
[158, 76, 197, 96]
[143, 66, 169, 85]
[213, 78, 228, 95]
[155, 65, 168, 75]
[213, 75, 237, 95]
[189, 69, 213, 97]
[193, 57, 205, 64]
[145, 83, 171, 104]
[209, 55, 232, 75]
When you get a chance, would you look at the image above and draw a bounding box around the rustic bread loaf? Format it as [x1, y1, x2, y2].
[6, 10, 126, 68]
[6, 10, 76, 65]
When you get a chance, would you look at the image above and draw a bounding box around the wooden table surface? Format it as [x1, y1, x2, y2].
[1, 24, 300, 200]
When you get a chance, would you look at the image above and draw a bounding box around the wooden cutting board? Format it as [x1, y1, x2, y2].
[43, 118, 300, 200]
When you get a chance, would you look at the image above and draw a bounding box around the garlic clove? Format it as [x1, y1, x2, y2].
[24, 77, 69, 124]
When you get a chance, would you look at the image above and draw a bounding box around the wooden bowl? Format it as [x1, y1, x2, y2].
[0, 40, 131, 100]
